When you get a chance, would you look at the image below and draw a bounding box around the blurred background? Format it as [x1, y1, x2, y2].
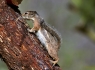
[1, 0, 95, 70]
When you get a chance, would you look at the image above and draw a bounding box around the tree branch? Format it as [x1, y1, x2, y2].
[0, 0, 61, 70]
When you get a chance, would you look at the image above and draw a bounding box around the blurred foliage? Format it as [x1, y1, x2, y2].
[70, 0, 95, 42]
[84, 66, 95, 70]
[0, 60, 8, 70]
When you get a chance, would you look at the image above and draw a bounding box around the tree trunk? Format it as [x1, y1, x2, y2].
[0, 0, 62, 70]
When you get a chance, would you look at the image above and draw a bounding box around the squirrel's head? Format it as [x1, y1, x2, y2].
[22, 11, 44, 26]
[22, 11, 39, 20]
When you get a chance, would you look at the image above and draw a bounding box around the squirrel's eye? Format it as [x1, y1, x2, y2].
[25, 12, 27, 14]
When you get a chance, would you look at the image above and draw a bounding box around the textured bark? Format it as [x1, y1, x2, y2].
[0, 0, 61, 70]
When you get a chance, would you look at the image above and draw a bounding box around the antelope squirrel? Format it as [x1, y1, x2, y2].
[22, 11, 61, 65]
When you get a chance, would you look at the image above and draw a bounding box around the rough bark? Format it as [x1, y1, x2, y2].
[0, 0, 61, 70]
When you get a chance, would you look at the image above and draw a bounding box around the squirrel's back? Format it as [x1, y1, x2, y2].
[40, 20, 61, 49]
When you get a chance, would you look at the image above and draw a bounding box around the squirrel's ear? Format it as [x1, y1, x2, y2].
[34, 11, 38, 14]
[34, 11, 36, 13]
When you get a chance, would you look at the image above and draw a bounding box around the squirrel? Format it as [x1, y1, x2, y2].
[22, 11, 61, 66]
